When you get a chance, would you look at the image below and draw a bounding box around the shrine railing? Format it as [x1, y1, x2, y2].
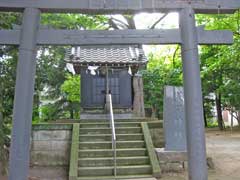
[107, 94, 117, 177]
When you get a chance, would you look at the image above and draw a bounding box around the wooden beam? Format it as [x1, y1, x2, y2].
[0, 0, 239, 14]
[0, 27, 233, 45]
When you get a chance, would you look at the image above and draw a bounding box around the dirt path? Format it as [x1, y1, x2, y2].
[160, 128, 240, 180]
[206, 128, 240, 179]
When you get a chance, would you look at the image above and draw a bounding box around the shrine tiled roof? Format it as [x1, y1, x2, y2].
[65, 45, 148, 66]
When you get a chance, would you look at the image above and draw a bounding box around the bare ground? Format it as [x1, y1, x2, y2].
[160, 128, 240, 180]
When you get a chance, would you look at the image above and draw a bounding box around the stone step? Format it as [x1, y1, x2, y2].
[79, 127, 142, 134]
[80, 122, 142, 128]
[56, 118, 158, 124]
[78, 165, 152, 177]
[79, 134, 144, 142]
[79, 141, 146, 149]
[79, 148, 148, 158]
[77, 175, 154, 180]
[78, 156, 150, 167]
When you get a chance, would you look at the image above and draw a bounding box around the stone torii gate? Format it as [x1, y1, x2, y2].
[0, 1, 239, 180]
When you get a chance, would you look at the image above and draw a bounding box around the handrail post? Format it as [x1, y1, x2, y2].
[108, 94, 117, 178]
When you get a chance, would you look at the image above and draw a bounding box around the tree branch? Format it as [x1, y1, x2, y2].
[149, 13, 169, 29]
[172, 45, 180, 68]
[108, 18, 120, 29]
[109, 16, 129, 29]
[123, 15, 136, 29]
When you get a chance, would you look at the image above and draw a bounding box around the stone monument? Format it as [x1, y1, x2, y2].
[156, 86, 187, 172]
[164, 86, 186, 151]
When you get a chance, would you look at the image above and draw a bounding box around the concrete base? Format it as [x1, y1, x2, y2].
[155, 148, 187, 173]
[155, 148, 214, 172]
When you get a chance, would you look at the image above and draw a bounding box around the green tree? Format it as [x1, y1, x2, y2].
[32, 13, 109, 122]
[0, 12, 21, 174]
[197, 11, 240, 129]
[60, 74, 81, 119]
[142, 47, 183, 118]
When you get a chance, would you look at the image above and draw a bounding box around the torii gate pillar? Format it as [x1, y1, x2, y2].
[9, 8, 40, 180]
[180, 7, 208, 180]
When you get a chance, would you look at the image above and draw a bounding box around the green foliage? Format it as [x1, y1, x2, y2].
[206, 118, 219, 128]
[33, 13, 108, 121]
[197, 11, 240, 126]
[0, 13, 21, 173]
[0, 13, 109, 170]
[38, 104, 61, 122]
[61, 75, 80, 103]
[41, 14, 108, 30]
[142, 46, 183, 118]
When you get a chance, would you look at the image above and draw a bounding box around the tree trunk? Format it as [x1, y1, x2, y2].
[0, 102, 6, 175]
[236, 111, 240, 127]
[203, 103, 208, 127]
[70, 103, 74, 119]
[33, 91, 40, 122]
[230, 110, 234, 131]
[215, 93, 224, 130]
[151, 106, 156, 118]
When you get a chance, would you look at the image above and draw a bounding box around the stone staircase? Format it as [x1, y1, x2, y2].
[69, 119, 161, 180]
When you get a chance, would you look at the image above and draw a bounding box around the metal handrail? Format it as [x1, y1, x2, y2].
[108, 94, 117, 178]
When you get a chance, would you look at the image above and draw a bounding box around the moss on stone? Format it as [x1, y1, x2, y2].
[32, 123, 72, 131]
[69, 123, 80, 180]
[142, 122, 161, 177]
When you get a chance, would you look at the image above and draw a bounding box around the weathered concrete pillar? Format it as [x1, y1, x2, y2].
[179, 7, 208, 180]
[133, 74, 145, 117]
[9, 8, 40, 180]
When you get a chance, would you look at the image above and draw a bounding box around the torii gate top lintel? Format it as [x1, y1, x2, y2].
[0, 0, 239, 14]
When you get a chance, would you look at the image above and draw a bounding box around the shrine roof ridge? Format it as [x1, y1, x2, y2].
[65, 45, 148, 65]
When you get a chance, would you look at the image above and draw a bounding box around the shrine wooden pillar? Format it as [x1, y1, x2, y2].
[133, 74, 145, 117]
[180, 7, 208, 180]
[9, 8, 40, 180]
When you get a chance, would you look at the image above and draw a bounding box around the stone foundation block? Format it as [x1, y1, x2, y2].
[155, 148, 187, 172]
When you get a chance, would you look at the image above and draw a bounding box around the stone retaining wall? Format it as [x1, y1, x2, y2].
[29, 124, 72, 180]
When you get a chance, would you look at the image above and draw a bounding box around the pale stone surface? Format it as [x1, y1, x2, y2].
[30, 150, 70, 166]
[163, 86, 186, 151]
[156, 148, 186, 172]
[160, 162, 184, 173]
[31, 141, 52, 151]
[80, 113, 134, 119]
[156, 148, 187, 162]
[150, 129, 164, 148]
[156, 149, 215, 173]
[32, 130, 71, 140]
[31, 129, 71, 166]
[29, 166, 68, 180]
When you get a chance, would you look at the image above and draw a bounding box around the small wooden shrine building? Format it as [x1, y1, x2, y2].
[65, 45, 147, 117]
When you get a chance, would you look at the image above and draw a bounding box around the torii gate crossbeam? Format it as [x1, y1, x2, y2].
[0, 27, 233, 45]
[0, 1, 239, 180]
[0, 0, 239, 14]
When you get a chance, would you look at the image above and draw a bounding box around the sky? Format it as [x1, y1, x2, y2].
[134, 12, 179, 29]
[114, 12, 179, 55]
